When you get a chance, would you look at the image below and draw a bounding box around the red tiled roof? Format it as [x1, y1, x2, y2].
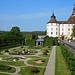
[58, 21, 68, 24]
[47, 15, 75, 24]
[47, 18, 58, 23]
[67, 15, 75, 24]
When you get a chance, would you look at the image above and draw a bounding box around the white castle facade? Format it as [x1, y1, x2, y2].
[46, 6, 75, 40]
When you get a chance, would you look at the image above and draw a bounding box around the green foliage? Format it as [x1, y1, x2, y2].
[60, 44, 75, 75]
[31, 66, 39, 73]
[0, 26, 24, 49]
[5, 49, 9, 52]
[19, 66, 45, 75]
[55, 46, 71, 75]
[26, 40, 35, 47]
[0, 64, 11, 70]
[25, 34, 32, 41]
[43, 51, 47, 55]
[44, 37, 58, 46]
[43, 49, 48, 55]
[54, 37, 59, 45]
[22, 31, 45, 36]
[71, 25, 75, 37]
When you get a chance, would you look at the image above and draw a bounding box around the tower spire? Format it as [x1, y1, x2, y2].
[51, 11, 56, 19]
[72, 4, 75, 15]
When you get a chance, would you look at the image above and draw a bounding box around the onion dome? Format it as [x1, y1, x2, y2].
[47, 12, 57, 23]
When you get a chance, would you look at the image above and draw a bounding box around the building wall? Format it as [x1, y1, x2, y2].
[46, 23, 60, 37]
[60, 24, 68, 38]
[47, 23, 74, 39]
[60, 24, 74, 39]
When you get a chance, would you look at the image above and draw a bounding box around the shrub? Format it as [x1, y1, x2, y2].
[43, 51, 47, 55]
[45, 49, 48, 53]
[0, 64, 11, 70]
[5, 49, 9, 52]
[60, 43, 75, 75]
[31, 66, 39, 73]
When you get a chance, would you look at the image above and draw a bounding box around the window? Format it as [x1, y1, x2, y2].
[68, 32, 70, 35]
[51, 28, 53, 30]
[62, 28, 64, 31]
[62, 32, 63, 35]
[56, 28, 58, 30]
[56, 32, 57, 35]
[68, 24, 70, 27]
[51, 32, 53, 35]
[68, 28, 70, 31]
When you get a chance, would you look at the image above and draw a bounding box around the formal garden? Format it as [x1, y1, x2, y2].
[0, 31, 54, 75]
[0, 26, 75, 75]
[0, 44, 52, 75]
[0, 26, 58, 75]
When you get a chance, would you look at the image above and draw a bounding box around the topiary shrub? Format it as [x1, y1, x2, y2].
[45, 49, 48, 53]
[0, 64, 11, 70]
[43, 51, 47, 55]
[31, 66, 39, 73]
[5, 49, 9, 52]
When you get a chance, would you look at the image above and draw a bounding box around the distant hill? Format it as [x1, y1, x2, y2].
[22, 31, 46, 37]
[0, 30, 46, 36]
[0, 31, 9, 35]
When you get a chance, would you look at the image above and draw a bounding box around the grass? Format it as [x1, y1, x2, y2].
[0, 61, 25, 66]
[55, 46, 71, 75]
[0, 66, 16, 73]
[25, 56, 40, 59]
[19, 66, 45, 75]
[27, 57, 49, 66]
[27, 46, 51, 66]
[0, 73, 10, 75]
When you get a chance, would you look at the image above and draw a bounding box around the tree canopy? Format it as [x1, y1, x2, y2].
[0, 26, 24, 49]
[71, 25, 75, 38]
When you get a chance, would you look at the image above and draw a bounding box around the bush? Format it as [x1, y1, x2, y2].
[31, 66, 39, 73]
[0, 64, 11, 70]
[5, 49, 9, 52]
[60, 43, 75, 75]
[48, 45, 51, 48]
[43, 51, 47, 55]
[45, 49, 48, 53]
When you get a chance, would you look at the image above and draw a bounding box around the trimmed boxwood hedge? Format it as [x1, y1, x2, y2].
[44, 37, 59, 46]
[0, 64, 11, 71]
[60, 43, 75, 75]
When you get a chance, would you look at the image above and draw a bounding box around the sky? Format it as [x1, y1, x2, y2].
[0, 0, 75, 31]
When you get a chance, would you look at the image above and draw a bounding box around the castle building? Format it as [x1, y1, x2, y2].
[46, 5, 75, 40]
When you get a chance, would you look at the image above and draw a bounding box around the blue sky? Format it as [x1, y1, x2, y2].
[0, 0, 75, 31]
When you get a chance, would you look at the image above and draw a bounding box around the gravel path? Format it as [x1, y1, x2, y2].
[44, 46, 56, 75]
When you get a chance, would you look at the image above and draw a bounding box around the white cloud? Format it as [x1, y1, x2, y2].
[0, 6, 73, 21]
[0, 13, 50, 20]
[16, 13, 50, 19]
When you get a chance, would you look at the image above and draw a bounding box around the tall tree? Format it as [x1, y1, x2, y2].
[10, 26, 23, 44]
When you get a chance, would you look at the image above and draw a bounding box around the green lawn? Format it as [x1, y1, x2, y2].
[0, 73, 10, 75]
[0, 66, 16, 73]
[55, 46, 71, 75]
[25, 56, 40, 59]
[19, 66, 45, 75]
[27, 57, 49, 66]
[0, 61, 25, 66]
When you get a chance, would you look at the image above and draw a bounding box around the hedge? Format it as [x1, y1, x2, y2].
[0, 64, 11, 70]
[60, 44, 75, 75]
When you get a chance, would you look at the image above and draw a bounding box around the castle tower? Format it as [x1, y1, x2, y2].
[46, 12, 60, 37]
